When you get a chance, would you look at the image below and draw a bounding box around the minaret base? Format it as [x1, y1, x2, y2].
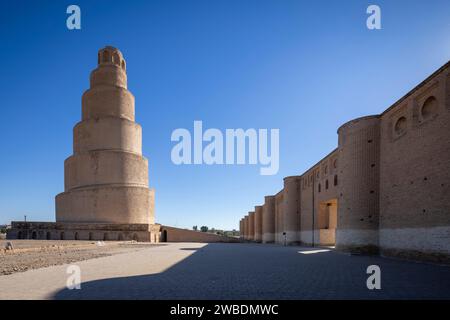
[56, 186, 154, 225]
[7, 221, 161, 243]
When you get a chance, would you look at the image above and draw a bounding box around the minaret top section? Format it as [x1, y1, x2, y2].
[97, 46, 126, 71]
[90, 46, 127, 89]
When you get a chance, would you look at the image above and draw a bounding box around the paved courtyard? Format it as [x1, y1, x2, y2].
[1, 242, 449, 299]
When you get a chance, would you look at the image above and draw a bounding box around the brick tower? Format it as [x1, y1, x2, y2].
[55, 46, 155, 226]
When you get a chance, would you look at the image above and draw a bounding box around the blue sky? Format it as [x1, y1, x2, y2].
[0, 0, 449, 229]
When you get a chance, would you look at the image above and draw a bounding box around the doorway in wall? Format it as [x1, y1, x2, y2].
[318, 198, 338, 246]
[161, 230, 168, 242]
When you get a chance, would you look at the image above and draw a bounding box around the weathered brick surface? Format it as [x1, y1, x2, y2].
[274, 190, 284, 243]
[262, 196, 275, 243]
[379, 69, 450, 258]
[7, 221, 161, 242]
[337, 116, 381, 252]
[283, 176, 301, 244]
[240, 62, 450, 263]
[160, 226, 239, 243]
[254, 206, 263, 242]
[248, 212, 255, 241]
[244, 216, 249, 240]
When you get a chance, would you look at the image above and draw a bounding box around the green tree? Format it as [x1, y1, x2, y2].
[200, 226, 208, 232]
[192, 226, 198, 231]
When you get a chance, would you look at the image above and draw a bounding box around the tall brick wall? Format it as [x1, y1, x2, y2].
[254, 206, 263, 243]
[239, 219, 243, 240]
[378, 67, 450, 263]
[336, 116, 381, 254]
[248, 212, 255, 241]
[274, 191, 284, 243]
[298, 150, 339, 246]
[313, 151, 339, 246]
[283, 176, 301, 244]
[299, 169, 316, 245]
[243, 216, 248, 240]
[239, 61, 450, 263]
[262, 196, 275, 243]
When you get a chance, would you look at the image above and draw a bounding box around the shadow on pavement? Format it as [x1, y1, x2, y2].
[53, 243, 450, 300]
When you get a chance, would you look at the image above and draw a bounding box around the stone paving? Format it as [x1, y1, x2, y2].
[0, 242, 449, 299]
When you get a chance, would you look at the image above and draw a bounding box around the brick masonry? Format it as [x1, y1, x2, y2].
[240, 61, 450, 264]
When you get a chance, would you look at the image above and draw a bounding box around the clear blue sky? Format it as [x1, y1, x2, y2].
[0, 0, 449, 229]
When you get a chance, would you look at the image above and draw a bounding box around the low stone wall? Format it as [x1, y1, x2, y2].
[7, 221, 161, 243]
[160, 226, 239, 243]
[0, 240, 103, 255]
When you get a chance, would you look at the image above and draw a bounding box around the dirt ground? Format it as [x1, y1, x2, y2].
[0, 240, 164, 275]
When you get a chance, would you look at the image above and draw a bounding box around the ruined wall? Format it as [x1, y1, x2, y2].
[262, 196, 275, 243]
[378, 65, 450, 263]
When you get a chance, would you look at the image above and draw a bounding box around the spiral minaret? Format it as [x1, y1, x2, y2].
[55, 46, 154, 225]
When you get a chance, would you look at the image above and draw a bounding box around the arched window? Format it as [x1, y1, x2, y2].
[121, 60, 126, 70]
[334, 175, 338, 186]
[102, 50, 110, 63]
[394, 117, 407, 135]
[421, 96, 438, 120]
[326, 179, 329, 190]
[318, 184, 321, 193]
[113, 52, 120, 65]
